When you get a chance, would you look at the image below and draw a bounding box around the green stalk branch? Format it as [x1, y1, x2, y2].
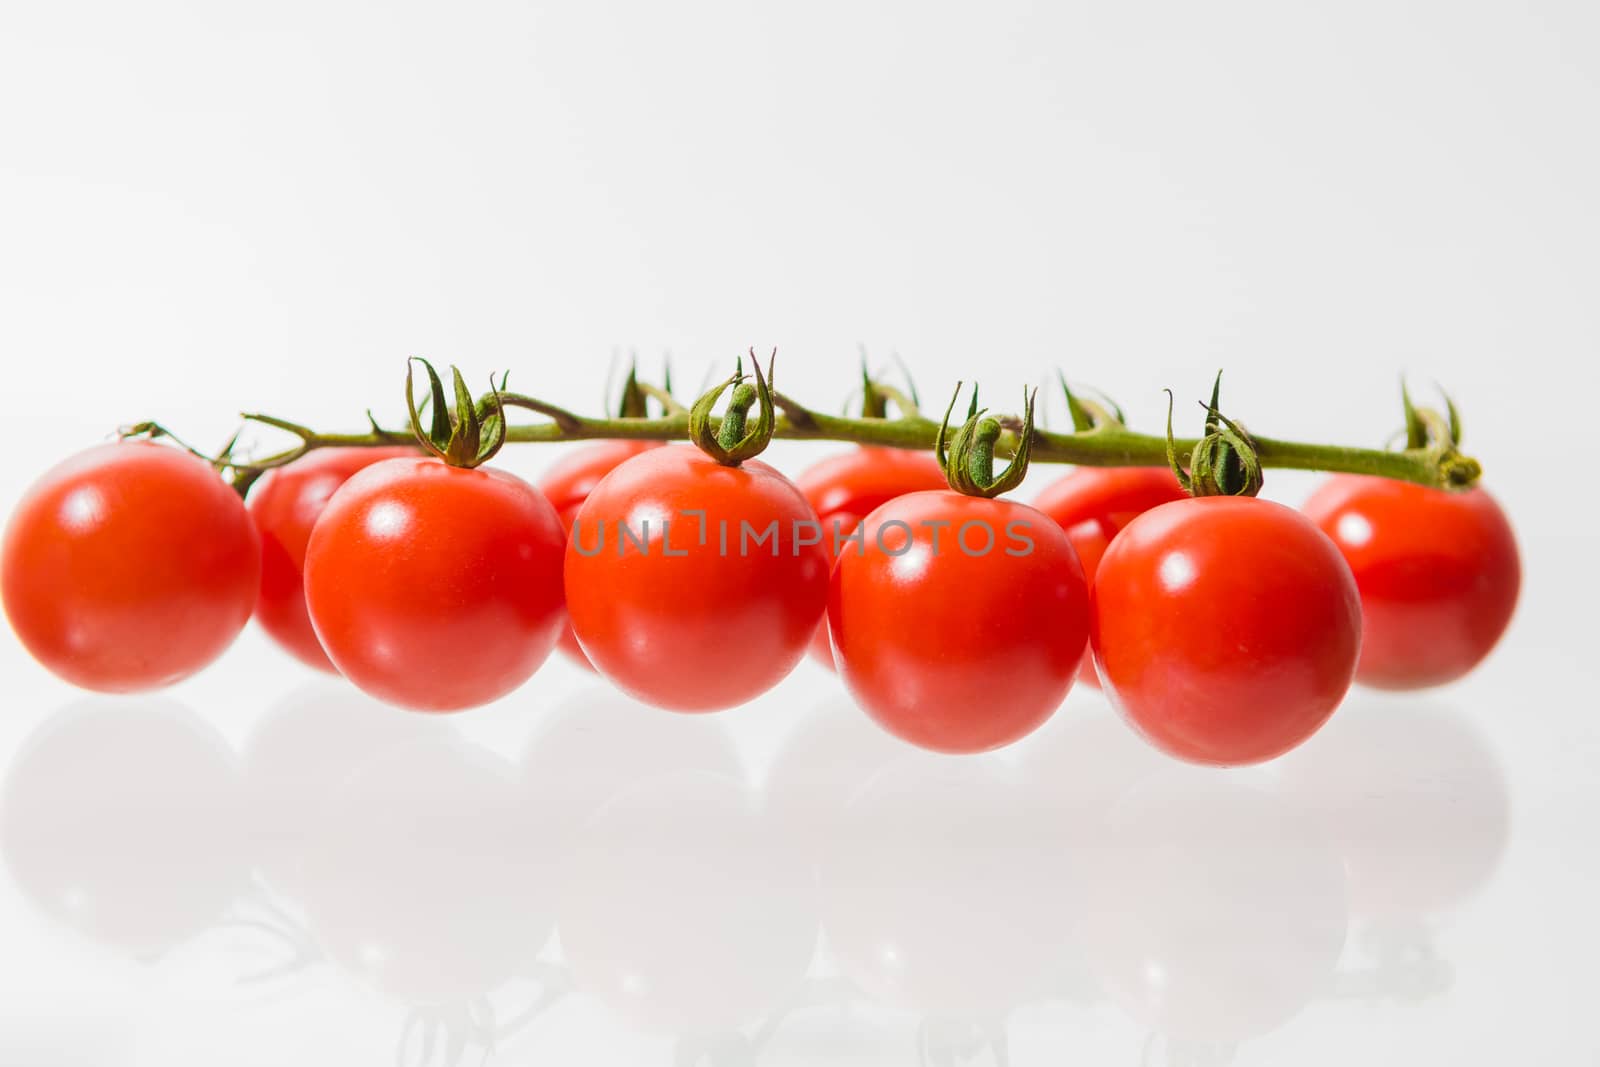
[213, 379, 1480, 493]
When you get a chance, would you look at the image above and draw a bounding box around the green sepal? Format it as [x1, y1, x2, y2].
[687, 349, 777, 466]
[935, 383, 1038, 498]
[405, 357, 505, 468]
[617, 360, 650, 419]
[1401, 379, 1427, 450]
[1162, 390, 1194, 495]
[859, 350, 888, 420]
[1058, 370, 1094, 433]
[1164, 373, 1263, 498]
[1440, 385, 1463, 445]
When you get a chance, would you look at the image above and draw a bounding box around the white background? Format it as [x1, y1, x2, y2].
[2, 1, 1598, 1064]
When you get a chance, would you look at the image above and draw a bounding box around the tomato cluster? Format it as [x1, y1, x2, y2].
[0, 433, 1519, 765]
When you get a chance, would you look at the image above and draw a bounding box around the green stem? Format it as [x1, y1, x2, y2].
[967, 417, 1002, 486]
[221, 397, 1480, 492]
[716, 382, 759, 451]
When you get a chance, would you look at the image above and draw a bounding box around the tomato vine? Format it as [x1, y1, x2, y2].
[119, 351, 1480, 498]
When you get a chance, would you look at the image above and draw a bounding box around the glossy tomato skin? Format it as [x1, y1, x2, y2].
[564, 444, 829, 712]
[1302, 476, 1519, 690]
[795, 447, 948, 670]
[2, 442, 260, 692]
[1090, 497, 1361, 766]
[537, 440, 660, 671]
[1033, 467, 1188, 689]
[249, 447, 415, 673]
[303, 457, 566, 712]
[829, 491, 1089, 754]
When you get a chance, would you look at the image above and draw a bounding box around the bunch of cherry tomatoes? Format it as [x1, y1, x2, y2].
[0, 373, 1520, 767]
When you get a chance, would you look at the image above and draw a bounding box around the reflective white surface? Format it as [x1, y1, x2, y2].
[0, 632, 1589, 1065]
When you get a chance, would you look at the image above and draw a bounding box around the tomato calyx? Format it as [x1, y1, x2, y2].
[935, 383, 1038, 498]
[688, 349, 777, 466]
[405, 357, 508, 469]
[857, 351, 923, 421]
[1400, 381, 1481, 491]
[1163, 372, 1265, 499]
[1057, 370, 1128, 433]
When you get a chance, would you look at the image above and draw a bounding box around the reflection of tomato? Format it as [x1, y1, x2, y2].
[300, 733, 553, 1006]
[538, 441, 661, 670]
[249, 447, 414, 672]
[242, 679, 444, 901]
[830, 491, 1088, 753]
[304, 457, 567, 711]
[1091, 498, 1361, 765]
[1033, 467, 1187, 688]
[819, 752, 1075, 1016]
[2, 442, 260, 692]
[0, 700, 247, 958]
[1279, 697, 1510, 918]
[565, 445, 829, 712]
[1075, 774, 1347, 1043]
[764, 695, 907, 870]
[557, 771, 815, 1035]
[1302, 476, 1520, 689]
[795, 448, 948, 669]
[520, 686, 742, 855]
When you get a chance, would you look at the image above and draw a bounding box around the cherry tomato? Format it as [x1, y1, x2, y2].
[829, 491, 1089, 753]
[1301, 475, 1519, 689]
[1033, 467, 1188, 688]
[564, 444, 829, 712]
[303, 457, 566, 711]
[794, 447, 948, 669]
[1090, 497, 1361, 766]
[249, 446, 415, 672]
[2, 442, 260, 692]
[537, 440, 660, 670]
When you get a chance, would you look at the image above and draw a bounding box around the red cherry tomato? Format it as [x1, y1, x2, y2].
[1090, 497, 1361, 766]
[1301, 475, 1519, 690]
[1033, 467, 1188, 688]
[2, 442, 260, 692]
[537, 440, 660, 671]
[303, 457, 566, 711]
[563, 444, 829, 712]
[249, 447, 415, 672]
[829, 491, 1089, 754]
[794, 447, 948, 670]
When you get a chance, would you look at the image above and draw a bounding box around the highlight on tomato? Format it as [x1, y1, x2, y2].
[1, 440, 261, 693]
[829, 387, 1090, 754]
[1302, 474, 1519, 690]
[302, 362, 567, 712]
[249, 446, 415, 672]
[563, 357, 829, 712]
[1033, 465, 1187, 689]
